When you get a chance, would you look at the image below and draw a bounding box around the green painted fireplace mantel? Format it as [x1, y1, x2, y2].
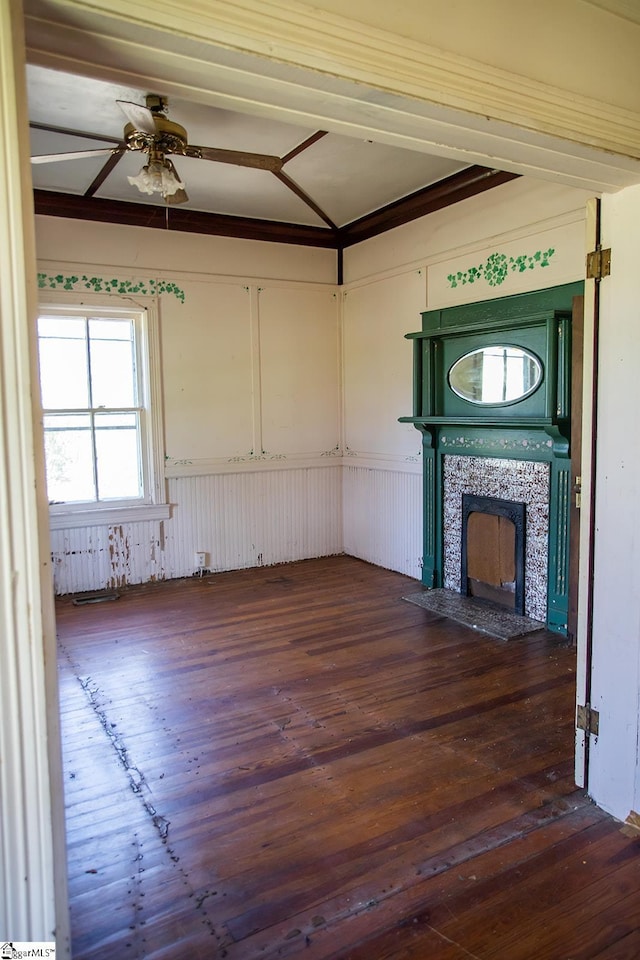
[400, 282, 584, 635]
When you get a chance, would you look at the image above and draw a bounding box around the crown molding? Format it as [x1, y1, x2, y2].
[340, 168, 518, 248]
[33, 191, 338, 247]
[29, 0, 640, 161]
[33, 168, 516, 251]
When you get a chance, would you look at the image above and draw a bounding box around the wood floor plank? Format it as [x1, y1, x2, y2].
[55, 556, 640, 959]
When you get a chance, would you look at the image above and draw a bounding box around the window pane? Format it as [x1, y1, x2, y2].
[89, 339, 136, 407]
[88, 318, 133, 341]
[95, 413, 142, 500]
[43, 414, 95, 502]
[38, 318, 89, 409]
[38, 316, 86, 339]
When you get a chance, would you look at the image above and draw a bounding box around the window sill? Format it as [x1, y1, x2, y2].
[49, 502, 171, 530]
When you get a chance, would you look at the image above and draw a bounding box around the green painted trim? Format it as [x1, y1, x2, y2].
[546, 462, 571, 635]
[418, 282, 584, 334]
[556, 314, 572, 419]
[438, 426, 557, 461]
[37, 272, 186, 303]
[418, 428, 439, 588]
[447, 248, 556, 289]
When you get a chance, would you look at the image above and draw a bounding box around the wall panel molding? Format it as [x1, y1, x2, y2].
[164, 454, 422, 478]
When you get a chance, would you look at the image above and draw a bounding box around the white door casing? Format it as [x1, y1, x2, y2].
[0, 0, 69, 948]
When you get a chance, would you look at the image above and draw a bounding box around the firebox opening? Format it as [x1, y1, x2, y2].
[461, 494, 526, 615]
[466, 512, 516, 609]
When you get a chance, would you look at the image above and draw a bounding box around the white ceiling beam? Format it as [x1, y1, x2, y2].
[24, 0, 640, 193]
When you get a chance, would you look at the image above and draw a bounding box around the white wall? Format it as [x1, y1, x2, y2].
[36, 218, 342, 592]
[587, 184, 640, 822]
[341, 178, 591, 578]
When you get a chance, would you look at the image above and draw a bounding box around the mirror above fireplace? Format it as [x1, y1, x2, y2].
[448, 345, 543, 406]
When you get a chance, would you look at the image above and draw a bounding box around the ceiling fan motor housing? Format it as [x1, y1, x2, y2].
[124, 115, 189, 156]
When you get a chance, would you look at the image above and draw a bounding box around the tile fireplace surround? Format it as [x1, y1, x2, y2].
[443, 455, 550, 622]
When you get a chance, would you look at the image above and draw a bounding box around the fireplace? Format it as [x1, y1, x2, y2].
[399, 283, 581, 636]
[461, 494, 526, 614]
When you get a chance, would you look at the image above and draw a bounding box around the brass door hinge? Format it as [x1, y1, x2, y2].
[574, 475, 582, 509]
[577, 703, 600, 736]
[586, 247, 611, 281]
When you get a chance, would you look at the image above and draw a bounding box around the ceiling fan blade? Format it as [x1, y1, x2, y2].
[30, 120, 123, 145]
[187, 144, 283, 172]
[116, 100, 156, 135]
[31, 148, 116, 164]
[165, 187, 189, 205]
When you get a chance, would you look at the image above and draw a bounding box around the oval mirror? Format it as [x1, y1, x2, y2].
[448, 345, 543, 405]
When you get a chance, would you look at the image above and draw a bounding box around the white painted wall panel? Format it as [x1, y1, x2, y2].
[344, 180, 592, 284]
[427, 217, 587, 309]
[343, 271, 424, 458]
[35, 216, 337, 283]
[259, 287, 340, 456]
[161, 280, 254, 460]
[343, 465, 422, 579]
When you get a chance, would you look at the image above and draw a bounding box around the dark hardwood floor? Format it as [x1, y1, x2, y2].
[55, 556, 640, 959]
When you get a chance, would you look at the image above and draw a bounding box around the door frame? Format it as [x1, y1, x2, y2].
[573, 198, 600, 789]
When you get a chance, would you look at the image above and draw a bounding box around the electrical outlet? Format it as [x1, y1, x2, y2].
[195, 551, 206, 568]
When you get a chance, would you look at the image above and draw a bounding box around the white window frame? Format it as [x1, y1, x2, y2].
[38, 294, 169, 529]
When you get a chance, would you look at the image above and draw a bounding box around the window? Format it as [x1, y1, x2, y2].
[37, 302, 169, 529]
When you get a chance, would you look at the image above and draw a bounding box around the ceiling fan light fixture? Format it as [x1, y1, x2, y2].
[128, 155, 184, 198]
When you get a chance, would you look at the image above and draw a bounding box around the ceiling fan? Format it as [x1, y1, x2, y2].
[30, 94, 287, 205]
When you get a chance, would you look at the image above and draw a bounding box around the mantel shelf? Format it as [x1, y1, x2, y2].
[398, 416, 566, 430]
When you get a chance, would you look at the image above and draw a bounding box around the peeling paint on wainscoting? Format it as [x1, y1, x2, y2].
[108, 525, 130, 590]
[37, 272, 186, 302]
[50, 521, 165, 594]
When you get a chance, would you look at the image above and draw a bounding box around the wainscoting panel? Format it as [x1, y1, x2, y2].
[164, 466, 343, 578]
[342, 464, 422, 579]
[50, 520, 164, 595]
[50, 466, 343, 593]
[49, 466, 429, 593]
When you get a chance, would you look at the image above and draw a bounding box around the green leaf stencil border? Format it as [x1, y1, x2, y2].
[37, 272, 185, 303]
[447, 248, 556, 289]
